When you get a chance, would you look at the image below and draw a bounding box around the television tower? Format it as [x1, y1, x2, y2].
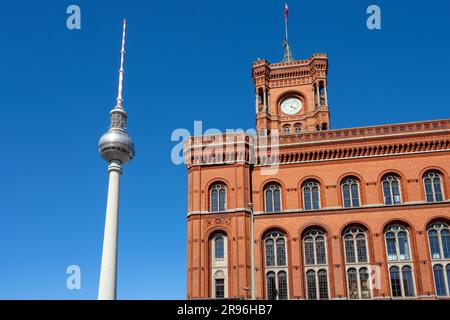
[97, 19, 135, 300]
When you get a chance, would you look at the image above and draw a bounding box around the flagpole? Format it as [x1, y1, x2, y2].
[282, 3, 293, 62]
[285, 14, 288, 42]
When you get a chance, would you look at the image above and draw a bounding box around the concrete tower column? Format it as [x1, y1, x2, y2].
[98, 160, 122, 300]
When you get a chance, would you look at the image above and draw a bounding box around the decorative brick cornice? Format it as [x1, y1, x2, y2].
[252, 200, 450, 219]
[184, 119, 450, 168]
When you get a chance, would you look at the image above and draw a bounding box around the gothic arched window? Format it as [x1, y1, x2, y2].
[303, 180, 320, 210]
[428, 222, 450, 297]
[343, 227, 371, 299]
[265, 184, 282, 213]
[264, 231, 288, 300]
[423, 171, 444, 202]
[283, 125, 291, 135]
[385, 225, 416, 298]
[382, 175, 402, 205]
[210, 183, 226, 212]
[294, 123, 302, 134]
[342, 178, 361, 208]
[303, 229, 329, 300]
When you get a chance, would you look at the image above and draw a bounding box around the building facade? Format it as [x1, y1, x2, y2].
[184, 52, 450, 300]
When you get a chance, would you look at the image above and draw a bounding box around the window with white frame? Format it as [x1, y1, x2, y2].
[303, 229, 329, 299]
[303, 181, 320, 210]
[423, 172, 444, 203]
[210, 183, 226, 212]
[428, 222, 450, 297]
[294, 123, 302, 134]
[264, 184, 282, 213]
[342, 178, 361, 208]
[382, 175, 402, 205]
[343, 227, 371, 299]
[211, 233, 228, 298]
[264, 231, 288, 300]
[384, 225, 416, 298]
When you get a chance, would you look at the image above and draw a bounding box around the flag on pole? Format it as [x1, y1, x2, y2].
[285, 3, 289, 20]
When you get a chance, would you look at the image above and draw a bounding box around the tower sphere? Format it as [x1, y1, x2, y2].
[99, 128, 135, 164]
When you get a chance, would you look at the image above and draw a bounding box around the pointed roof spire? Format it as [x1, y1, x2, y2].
[115, 18, 127, 108]
[282, 3, 294, 62]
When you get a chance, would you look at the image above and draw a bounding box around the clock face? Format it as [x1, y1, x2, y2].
[281, 97, 302, 115]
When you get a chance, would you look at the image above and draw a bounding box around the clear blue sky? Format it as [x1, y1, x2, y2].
[0, 0, 449, 299]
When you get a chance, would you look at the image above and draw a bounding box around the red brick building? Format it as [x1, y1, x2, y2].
[184, 52, 450, 300]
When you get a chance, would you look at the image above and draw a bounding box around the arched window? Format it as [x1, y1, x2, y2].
[382, 175, 402, 205]
[385, 225, 411, 261]
[344, 227, 368, 263]
[283, 125, 291, 135]
[264, 231, 288, 300]
[385, 225, 416, 298]
[215, 236, 224, 259]
[211, 233, 228, 298]
[265, 184, 282, 213]
[428, 222, 450, 297]
[303, 229, 329, 299]
[210, 183, 226, 212]
[294, 123, 302, 134]
[303, 180, 320, 210]
[343, 227, 371, 299]
[423, 172, 444, 202]
[342, 178, 361, 208]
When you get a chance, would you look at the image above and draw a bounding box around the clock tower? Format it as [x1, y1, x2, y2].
[252, 53, 330, 135]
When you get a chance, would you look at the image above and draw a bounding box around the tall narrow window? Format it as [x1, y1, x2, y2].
[303, 181, 320, 210]
[211, 233, 228, 299]
[306, 270, 317, 299]
[294, 123, 302, 134]
[401, 266, 415, 297]
[303, 229, 329, 300]
[428, 222, 450, 297]
[433, 265, 447, 297]
[210, 183, 226, 212]
[215, 278, 225, 299]
[317, 270, 329, 299]
[215, 236, 224, 259]
[277, 271, 288, 300]
[389, 266, 402, 297]
[266, 272, 276, 300]
[264, 232, 289, 300]
[343, 227, 371, 299]
[382, 175, 402, 205]
[342, 178, 361, 208]
[423, 172, 444, 202]
[347, 268, 359, 299]
[385, 225, 416, 298]
[265, 184, 282, 213]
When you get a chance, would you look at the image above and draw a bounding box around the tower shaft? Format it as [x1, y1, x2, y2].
[98, 160, 122, 300]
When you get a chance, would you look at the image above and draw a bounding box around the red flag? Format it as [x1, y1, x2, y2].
[285, 3, 288, 19]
